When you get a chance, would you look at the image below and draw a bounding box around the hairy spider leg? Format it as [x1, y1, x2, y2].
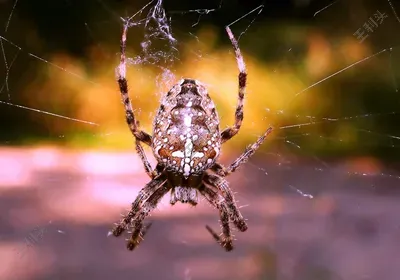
[126, 222, 153, 251]
[204, 173, 247, 231]
[111, 177, 167, 236]
[212, 127, 273, 176]
[200, 184, 234, 251]
[117, 23, 152, 145]
[220, 26, 247, 143]
[117, 21, 157, 178]
[135, 139, 158, 178]
[126, 184, 171, 250]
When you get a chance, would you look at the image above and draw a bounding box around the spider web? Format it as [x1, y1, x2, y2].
[1, 0, 400, 279]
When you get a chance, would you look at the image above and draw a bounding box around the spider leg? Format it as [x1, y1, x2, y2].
[212, 127, 273, 176]
[111, 176, 167, 237]
[135, 139, 158, 178]
[117, 22, 152, 146]
[126, 184, 171, 250]
[220, 26, 247, 144]
[199, 184, 234, 251]
[204, 173, 247, 232]
[126, 222, 152, 251]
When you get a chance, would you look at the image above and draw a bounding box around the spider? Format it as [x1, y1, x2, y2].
[110, 20, 273, 252]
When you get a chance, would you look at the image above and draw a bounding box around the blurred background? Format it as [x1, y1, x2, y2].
[0, 0, 400, 279]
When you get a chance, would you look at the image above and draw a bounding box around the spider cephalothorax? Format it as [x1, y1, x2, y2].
[111, 21, 272, 252]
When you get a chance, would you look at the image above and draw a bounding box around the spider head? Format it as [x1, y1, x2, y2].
[166, 170, 203, 205]
[166, 170, 204, 188]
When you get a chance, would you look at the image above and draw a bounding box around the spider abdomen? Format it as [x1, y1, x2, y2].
[152, 79, 221, 178]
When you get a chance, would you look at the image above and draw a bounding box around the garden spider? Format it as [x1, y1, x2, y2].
[110, 21, 273, 251]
